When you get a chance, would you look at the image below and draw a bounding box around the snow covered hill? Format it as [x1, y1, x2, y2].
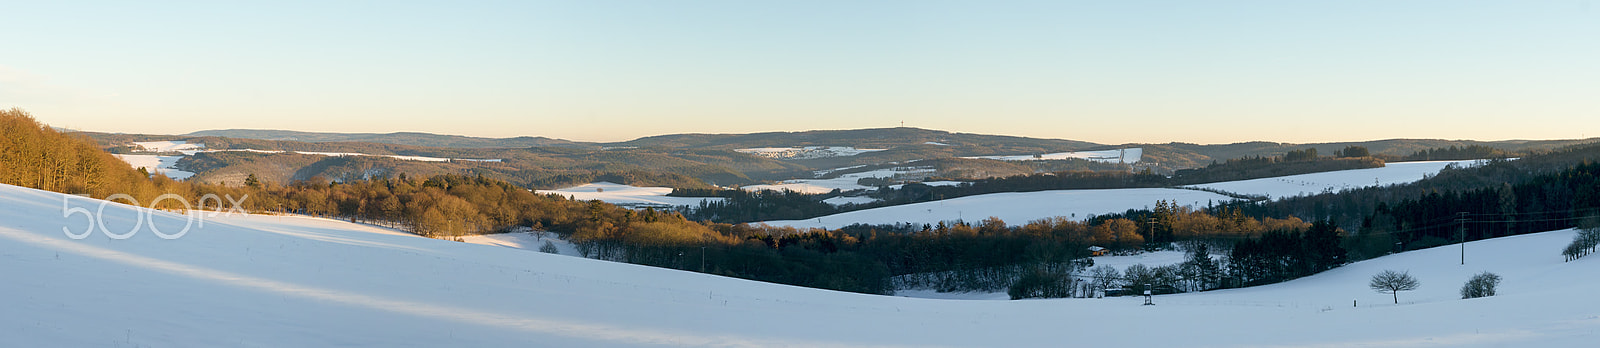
[965, 148, 1143, 163]
[760, 188, 1235, 229]
[741, 167, 939, 194]
[761, 159, 1482, 229]
[1187, 160, 1483, 199]
[110, 154, 195, 180]
[536, 182, 724, 208]
[734, 146, 885, 159]
[3, 182, 1596, 347]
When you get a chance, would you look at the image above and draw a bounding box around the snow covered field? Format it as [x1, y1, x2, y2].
[1188, 160, 1481, 199]
[966, 148, 1142, 163]
[734, 146, 885, 159]
[110, 154, 196, 180]
[822, 195, 879, 206]
[768, 159, 1482, 229]
[460, 230, 582, 257]
[760, 188, 1235, 229]
[537, 182, 724, 208]
[3, 182, 1597, 347]
[132, 140, 206, 154]
[742, 167, 938, 194]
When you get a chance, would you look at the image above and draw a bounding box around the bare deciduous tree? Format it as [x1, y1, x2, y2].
[1370, 270, 1420, 304]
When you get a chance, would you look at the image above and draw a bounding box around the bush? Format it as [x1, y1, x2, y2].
[1008, 270, 1076, 300]
[539, 241, 560, 254]
[1460, 272, 1502, 299]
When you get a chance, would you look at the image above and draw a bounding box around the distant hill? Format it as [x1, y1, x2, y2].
[187, 129, 588, 149]
[109, 127, 1597, 188]
[1140, 138, 1599, 169]
[608, 127, 1102, 152]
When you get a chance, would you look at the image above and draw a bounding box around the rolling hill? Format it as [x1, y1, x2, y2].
[3, 181, 1595, 347]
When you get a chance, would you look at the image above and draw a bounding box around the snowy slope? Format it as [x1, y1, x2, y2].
[537, 182, 723, 208]
[2, 182, 1598, 347]
[132, 140, 205, 154]
[772, 160, 1484, 229]
[110, 154, 196, 180]
[760, 188, 1235, 229]
[743, 167, 936, 194]
[965, 148, 1142, 163]
[460, 230, 582, 257]
[734, 146, 885, 159]
[1188, 160, 1480, 199]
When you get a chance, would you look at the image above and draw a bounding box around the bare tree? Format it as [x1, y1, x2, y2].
[1088, 265, 1121, 297]
[1370, 270, 1420, 304]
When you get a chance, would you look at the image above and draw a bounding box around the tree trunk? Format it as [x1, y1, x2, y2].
[1392, 291, 1398, 304]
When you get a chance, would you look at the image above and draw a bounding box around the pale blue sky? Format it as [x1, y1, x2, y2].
[2, 1, 1596, 144]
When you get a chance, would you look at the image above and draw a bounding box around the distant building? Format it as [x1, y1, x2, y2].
[1088, 246, 1109, 257]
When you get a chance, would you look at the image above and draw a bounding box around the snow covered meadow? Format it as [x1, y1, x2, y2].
[741, 167, 940, 194]
[735, 146, 885, 160]
[1188, 160, 1483, 199]
[535, 182, 724, 208]
[2, 182, 1597, 347]
[110, 154, 195, 180]
[759, 160, 1484, 229]
[965, 148, 1143, 163]
[760, 188, 1235, 229]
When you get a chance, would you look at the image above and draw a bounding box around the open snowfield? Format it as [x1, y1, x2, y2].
[537, 182, 724, 208]
[132, 140, 205, 154]
[2, 182, 1597, 347]
[460, 230, 582, 257]
[966, 148, 1142, 163]
[743, 167, 937, 194]
[760, 188, 1235, 229]
[110, 154, 195, 180]
[1188, 160, 1481, 199]
[822, 195, 880, 206]
[774, 160, 1486, 229]
[734, 146, 885, 160]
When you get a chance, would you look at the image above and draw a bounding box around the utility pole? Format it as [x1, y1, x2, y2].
[1458, 212, 1468, 265]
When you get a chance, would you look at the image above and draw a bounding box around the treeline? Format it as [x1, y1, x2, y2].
[677, 189, 838, 223]
[1404, 145, 1512, 161]
[1227, 221, 1345, 286]
[0, 108, 183, 204]
[1005, 220, 1345, 299]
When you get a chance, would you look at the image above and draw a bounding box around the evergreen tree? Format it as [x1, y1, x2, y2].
[245, 173, 263, 189]
[1181, 242, 1221, 291]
